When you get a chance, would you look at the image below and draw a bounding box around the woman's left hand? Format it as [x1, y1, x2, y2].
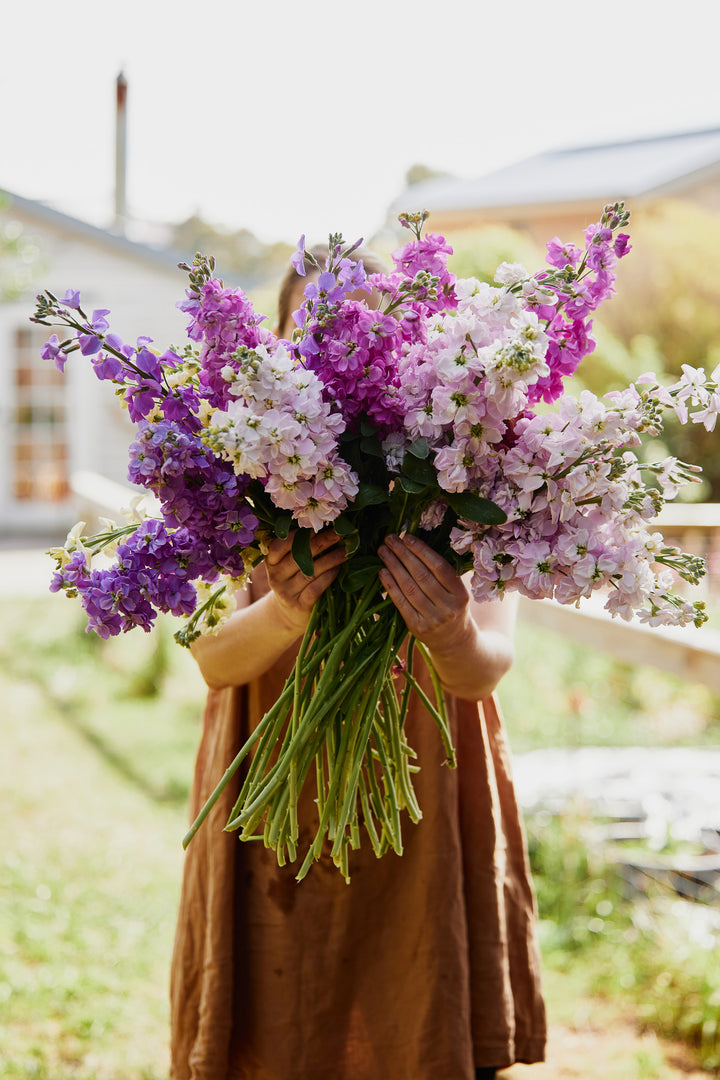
[377, 533, 470, 651]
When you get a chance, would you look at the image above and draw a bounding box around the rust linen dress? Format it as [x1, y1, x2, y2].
[170, 576, 546, 1080]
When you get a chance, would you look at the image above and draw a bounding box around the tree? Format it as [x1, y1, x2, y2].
[170, 214, 293, 288]
[404, 163, 453, 188]
[0, 197, 42, 300]
[600, 200, 720, 500]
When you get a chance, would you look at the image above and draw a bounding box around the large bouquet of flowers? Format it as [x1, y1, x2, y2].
[34, 204, 716, 879]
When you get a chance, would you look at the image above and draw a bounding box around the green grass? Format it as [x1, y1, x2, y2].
[0, 595, 206, 805]
[500, 618, 720, 751]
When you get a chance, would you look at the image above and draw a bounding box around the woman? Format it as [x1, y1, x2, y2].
[169, 250, 547, 1080]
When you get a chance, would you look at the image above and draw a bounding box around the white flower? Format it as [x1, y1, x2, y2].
[494, 262, 529, 287]
[691, 392, 720, 432]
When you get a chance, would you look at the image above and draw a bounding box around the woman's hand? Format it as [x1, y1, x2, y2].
[377, 533, 469, 652]
[377, 532, 516, 700]
[265, 529, 346, 637]
[190, 529, 346, 690]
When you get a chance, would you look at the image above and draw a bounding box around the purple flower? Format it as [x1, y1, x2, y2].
[304, 271, 347, 307]
[123, 382, 160, 422]
[545, 237, 582, 269]
[614, 233, 632, 258]
[180, 278, 273, 408]
[78, 333, 103, 356]
[61, 289, 81, 310]
[41, 334, 67, 372]
[290, 235, 307, 276]
[50, 550, 89, 593]
[105, 332, 126, 353]
[586, 244, 616, 274]
[91, 309, 111, 332]
[76, 309, 113, 356]
[92, 352, 123, 381]
[134, 347, 162, 381]
[161, 387, 200, 425]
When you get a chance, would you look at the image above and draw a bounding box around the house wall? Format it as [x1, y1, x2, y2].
[0, 210, 191, 538]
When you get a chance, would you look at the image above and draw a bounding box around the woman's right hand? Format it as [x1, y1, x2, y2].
[265, 530, 346, 637]
[191, 529, 345, 690]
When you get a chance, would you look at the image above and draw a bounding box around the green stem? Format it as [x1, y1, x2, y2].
[329, 618, 402, 858]
[225, 644, 378, 832]
[379, 682, 422, 822]
[406, 642, 456, 768]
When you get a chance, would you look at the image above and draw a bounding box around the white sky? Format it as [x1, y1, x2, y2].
[2, 0, 719, 247]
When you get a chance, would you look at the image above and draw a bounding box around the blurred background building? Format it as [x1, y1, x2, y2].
[392, 127, 720, 242]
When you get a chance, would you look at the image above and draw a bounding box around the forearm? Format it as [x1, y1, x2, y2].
[190, 592, 303, 689]
[423, 609, 515, 701]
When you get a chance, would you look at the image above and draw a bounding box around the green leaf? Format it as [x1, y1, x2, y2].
[359, 418, 378, 437]
[360, 436, 384, 458]
[342, 530, 360, 556]
[407, 437, 430, 459]
[331, 514, 356, 537]
[401, 451, 437, 486]
[398, 476, 427, 494]
[340, 556, 383, 593]
[445, 491, 507, 525]
[354, 483, 389, 509]
[274, 514, 292, 540]
[291, 529, 314, 576]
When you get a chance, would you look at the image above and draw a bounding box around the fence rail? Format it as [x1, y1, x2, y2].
[519, 595, 720, 694]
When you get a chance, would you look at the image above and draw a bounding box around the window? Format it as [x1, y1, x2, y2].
[12, 326, 70, 501]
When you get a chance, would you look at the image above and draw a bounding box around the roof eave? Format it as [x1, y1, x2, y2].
[0, 189, 187, 277]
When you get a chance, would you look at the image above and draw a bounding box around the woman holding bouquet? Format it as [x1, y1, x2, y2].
[169, 254, 547, 1080]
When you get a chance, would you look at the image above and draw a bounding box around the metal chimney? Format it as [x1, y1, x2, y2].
[115, 71, 128, 233]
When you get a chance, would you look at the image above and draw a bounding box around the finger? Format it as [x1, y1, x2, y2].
[265, 534, 294, 566]
[307, 543, 347, 580]
[378, 536, 448, 610]
[385, 533, 458, 590]
[309, 528, 341, 555]
[378, 565, 417, 618]
[378, 556, 438, 625]
[266, 529, 341, 583]
[297, 562, 344, 608]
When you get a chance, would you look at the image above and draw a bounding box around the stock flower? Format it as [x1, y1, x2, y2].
[290, 235, 307, 276]
[545, 238, 582, 269]
[41, 334, 67, 372]
[92, 352, 123, 381]
[60, 289, 81, 309]
[614, 233, 632, 258]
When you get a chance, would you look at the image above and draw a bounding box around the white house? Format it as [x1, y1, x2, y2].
[0, 191, 208, 539]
